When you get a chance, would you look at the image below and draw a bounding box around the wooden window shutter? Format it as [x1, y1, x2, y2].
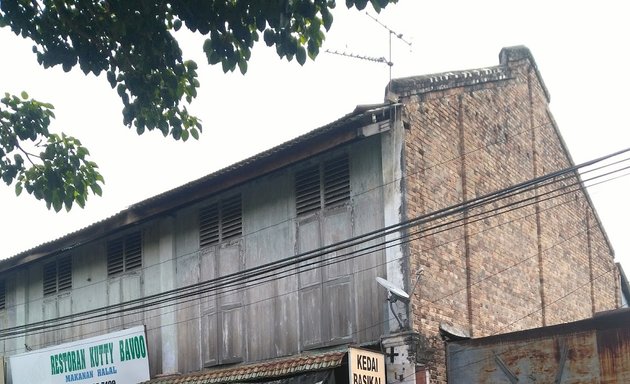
[221, 195, 242, 240]
[200, 204, 220, 247]
[0, 280, 6, 310]
[43, 261, 58, 296]
[57, 255, 72, 292]
[107, 238, 125, 276]
[43, 255, 72, 295]
[107, 231, 142, 276]
[323, 155, 350, 207]
[200, 195, 242, 246]
[125, 231, 143, 271]
[296, 165, 321, 215]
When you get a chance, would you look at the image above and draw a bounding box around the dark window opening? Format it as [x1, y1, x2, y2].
[43, 255, 72, 296]
[200, 195, 243, 248]
[296, 154, 350, 216]
[107, 231, 142, 276]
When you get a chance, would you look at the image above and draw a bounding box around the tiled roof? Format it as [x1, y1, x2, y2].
[143, 350, 347, 384]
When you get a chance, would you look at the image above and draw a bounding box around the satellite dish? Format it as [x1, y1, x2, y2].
[376, 277, 410, 304]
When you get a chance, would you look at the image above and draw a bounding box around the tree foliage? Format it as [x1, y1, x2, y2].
[0, 0, 396, 211]
[0, 93, 103, 211]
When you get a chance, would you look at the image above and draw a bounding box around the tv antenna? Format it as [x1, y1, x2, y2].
[324, 49, 391, 66]
[365, 11, 412, 89]
[325, 12, 412, 94]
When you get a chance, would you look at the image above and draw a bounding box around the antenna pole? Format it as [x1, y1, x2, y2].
[324, 12, 411, 93]
[365, 11, 412, 95]
[388, 30, 392, 94]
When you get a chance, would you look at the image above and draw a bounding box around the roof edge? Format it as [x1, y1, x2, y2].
[0, 103, 396, 272]
[142, 349, 346, 384]
[499, 45, 551, 102]
[386, 45, 551, 102]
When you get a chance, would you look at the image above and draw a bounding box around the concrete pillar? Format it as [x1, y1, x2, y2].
[381, 331, 423, 384]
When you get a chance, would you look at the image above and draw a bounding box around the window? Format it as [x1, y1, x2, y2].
[43, 255, 72, 296]
[296, 154, 350, 216]
[107, 231, 142, 276]
[0, 280, 5, 310]
[200, 195, 243, 248]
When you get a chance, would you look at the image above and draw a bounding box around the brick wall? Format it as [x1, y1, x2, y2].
[393, 48, 619, 383]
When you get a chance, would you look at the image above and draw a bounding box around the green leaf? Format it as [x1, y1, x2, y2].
[296, 46, 306, 65]
[90, 183, 103, 196]
[238, 58, 248, 74]
[20, 91, 29, 99]
[190, 127, 200, 140]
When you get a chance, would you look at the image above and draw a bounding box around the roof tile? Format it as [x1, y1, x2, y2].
[143, 350, 346, 384]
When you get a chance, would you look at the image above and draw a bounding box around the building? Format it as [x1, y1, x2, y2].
[0, 46, 621, 384]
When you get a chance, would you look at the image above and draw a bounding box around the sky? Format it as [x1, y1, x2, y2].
[1, 0, 629, 274]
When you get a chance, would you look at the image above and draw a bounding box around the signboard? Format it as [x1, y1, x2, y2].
[348, 347, 386, 384]
[10, 326, 150, 384]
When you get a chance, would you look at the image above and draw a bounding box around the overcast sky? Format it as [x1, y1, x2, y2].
[1, 0, 629, 276]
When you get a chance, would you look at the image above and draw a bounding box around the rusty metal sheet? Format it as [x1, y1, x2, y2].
[447, 309, 630, 383]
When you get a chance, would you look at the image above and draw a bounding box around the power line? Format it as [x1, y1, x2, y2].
[2, 172, 614, 355]
[0, 117, 559, 314]
[0, 150, 627, 345]
[3, 150, 627, 336]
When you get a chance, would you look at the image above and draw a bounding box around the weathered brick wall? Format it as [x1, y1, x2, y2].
[395, 49, 619, 383]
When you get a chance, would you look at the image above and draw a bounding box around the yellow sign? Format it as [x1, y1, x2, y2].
[349, 347, 386, 384]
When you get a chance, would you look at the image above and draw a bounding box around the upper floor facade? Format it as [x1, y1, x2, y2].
[0, 104, 403, 379]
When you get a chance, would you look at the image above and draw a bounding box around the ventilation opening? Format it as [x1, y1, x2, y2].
[324, 155, 350, 207]
[0, 281, 5, 310]
[107, 232, 142, 276]
[43, 255, 72, 295]
[296, 155, 350, 216]
[43, 261, 57, 296]
[125, 231, 142, 271]
[296, 165, 321, 216]
[57, 256, 72, 292]
[222, 195, 242, 240]
[107, 238, 124, 276]
[200, 195, 243, 247]
[200, 204, 220, 247]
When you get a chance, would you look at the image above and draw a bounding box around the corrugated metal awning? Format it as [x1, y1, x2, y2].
[143, 350, 346, 384]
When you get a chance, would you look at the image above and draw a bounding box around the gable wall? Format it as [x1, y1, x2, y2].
[400, 57, 618, 383]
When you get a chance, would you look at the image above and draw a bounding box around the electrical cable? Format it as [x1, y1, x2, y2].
[1, 155, 626, 344]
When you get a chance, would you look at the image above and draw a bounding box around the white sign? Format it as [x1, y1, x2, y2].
[10, 325, 150, 384]
[348, 347, 386, 384]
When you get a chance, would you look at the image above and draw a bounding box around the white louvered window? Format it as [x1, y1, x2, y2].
[43, 255, 72, 296]
[200, 195, 243, 248]
[107, 231, 142, 276]
[296, 154, 350, 216]
[0, 280, 5, 310]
